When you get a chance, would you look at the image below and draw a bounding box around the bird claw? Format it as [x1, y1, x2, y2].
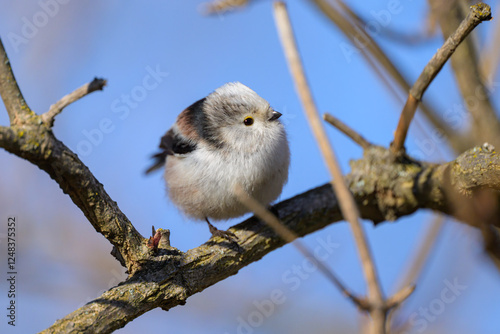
[206, 218, 239, 243]
[211, 228, 239, 243]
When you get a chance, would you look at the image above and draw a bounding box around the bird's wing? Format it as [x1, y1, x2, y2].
[144, 128, 197, 174]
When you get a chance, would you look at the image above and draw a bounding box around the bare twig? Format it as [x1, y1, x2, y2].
[0, 39, 33, 125]
[41, 78, 107, 127]
[480, 4, 500, 81]
[391, 3, 492, 153]
[385, 285, 416, 309]
[411, 3, 491, 100]
[430, 0, 500, 149]
[273, 2, 387, 331]
[392, 94, 419, 154]
[203, 0, 248, 14]
[311, 0, 458, 149]
[388, 215, 445, 330]
[0, 41, 144, 273]
[233, 185, 369, 310]
[395, 215, 445, 292]
[323, 113, 372, 149]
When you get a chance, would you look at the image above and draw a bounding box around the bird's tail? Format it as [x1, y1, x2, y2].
[144, 152, 167, 175]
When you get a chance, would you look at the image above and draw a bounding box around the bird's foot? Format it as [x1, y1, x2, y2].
[206, 218, 238, 243]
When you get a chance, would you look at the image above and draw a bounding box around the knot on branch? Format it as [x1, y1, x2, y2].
[147, 226, 171, 251]
[347, 146, 424, 223]
[346, 144, 500, 225]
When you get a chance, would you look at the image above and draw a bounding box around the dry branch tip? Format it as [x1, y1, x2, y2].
[203, 0, 248, 15]
[470, 3, 492, 21]
[41, 77, 107, 127]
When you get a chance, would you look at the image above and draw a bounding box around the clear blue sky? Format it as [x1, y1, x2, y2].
[0, 1, 499, 333]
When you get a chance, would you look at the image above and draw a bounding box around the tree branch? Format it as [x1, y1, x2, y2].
[41, 78, 107, 127]
[323, 112, 372, 149]
[0, 123, 146, 271]
[480, 4, 500, 82]
[233, 184, 370, 310]
[309, 0, 462, 151]
[274, 3, 389, 331]
[0, 39, 33, 125]
[391, 3, 492, 153]
[203, 0, 249, 14]
[42, 144, 500, 333]
[430, 0, 500, 149]
[0, 40, 145, 272]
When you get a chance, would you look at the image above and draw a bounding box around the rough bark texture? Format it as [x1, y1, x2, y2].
[1, 76, 499, 332]
[0, 120, 146, 273]
[28, 143, 500, 333]
[1, 3, 499, 331]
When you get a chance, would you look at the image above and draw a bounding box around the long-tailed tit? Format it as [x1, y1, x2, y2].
[146, 82, 290, 240]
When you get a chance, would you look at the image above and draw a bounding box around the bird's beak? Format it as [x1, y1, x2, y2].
[269, 111, 282, 121]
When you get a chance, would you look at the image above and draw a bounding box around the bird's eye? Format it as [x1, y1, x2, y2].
[243, 116, 254, 126]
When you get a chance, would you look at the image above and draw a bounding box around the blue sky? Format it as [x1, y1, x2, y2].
[0, 1, 499, 333]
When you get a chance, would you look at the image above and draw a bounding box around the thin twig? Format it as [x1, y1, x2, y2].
[273, 2, 387, 331]
[388, 214, 445, 330]
[395, 215, 445, 292]
[391, 3, 492, 153]
[0, 39, 32, 125]
[203, 0, 248, 14]
[41, 78, 107, 127]
[311, 0, 456, 147]
[323, 113, 372, 149]
[480, 4, 500, 82]
[233, 185, 370, 310]
[430, 0, 500, 149]
[392, 94, 419, 154]
[385, 285, 416, 309]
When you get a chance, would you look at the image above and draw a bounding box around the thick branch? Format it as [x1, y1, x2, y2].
[43, 144, 500, 333]
[234, 185, 369, 310]
[0, 39, 33, 125]
[0, 121, 145, 274]
[0, 39, 145, 271]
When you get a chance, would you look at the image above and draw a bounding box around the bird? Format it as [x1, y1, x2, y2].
[146, 82, 290, 241]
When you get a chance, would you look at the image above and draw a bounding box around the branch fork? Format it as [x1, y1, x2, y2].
[0, 2, 497, 332]
[391, 3, 492, 153]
